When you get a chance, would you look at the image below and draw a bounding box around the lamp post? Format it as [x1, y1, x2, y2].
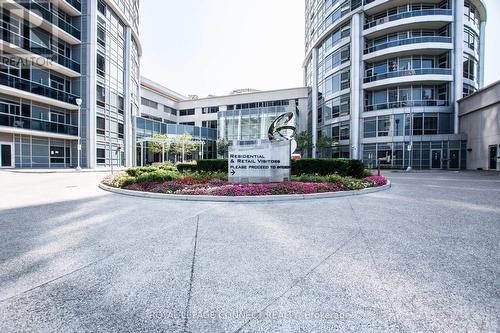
[75, 98, 82, 171]
[406, 69, 416, 172]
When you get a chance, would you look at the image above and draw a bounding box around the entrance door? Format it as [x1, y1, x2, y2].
[431, 150, 442, 169]
[449, 149, 460, 169]
[0, 143, 14, 168]
[489, 145, 498, 170]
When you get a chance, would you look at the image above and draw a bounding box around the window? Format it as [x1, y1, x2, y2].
[97, 148, 106, 164]
[118, 123, 124, 138]
[50, 146, 64, 164]
[424, 114, 438, 135]
[463, 54, 479, 82]
[378, 116, 391, 137]
[364, 117, 377, 138]
[96, 116, 105, 135]
[202, 120, 218, 129]
[141, 97, 158, 109]
[179, 109, 195, 116]
[97, 53, 105, 76]
[97, 25, 106, 47]
[202, 106, 219, 114]
[96, 85, 105, 107]
[98, 0, 106, 15]
[164, 106, 177, 116]
[180, 121, 195, 126]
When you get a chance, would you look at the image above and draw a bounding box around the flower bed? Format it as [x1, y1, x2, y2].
[102, 168, 388, 197]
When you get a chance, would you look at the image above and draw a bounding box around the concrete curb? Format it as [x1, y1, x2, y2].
[98, 181, 391, 202]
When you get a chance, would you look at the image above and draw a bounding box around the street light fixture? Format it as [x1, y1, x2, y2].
[75, 98, 82, 171]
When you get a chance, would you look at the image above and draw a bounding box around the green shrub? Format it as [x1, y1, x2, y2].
[158, 163, 178, 172]
[115, 175, 136, 188]
[292, 159, 348, 176]
[292, 174, 343, 183]
[197, 159, 228, 173]
[181, 171, 228, 181]
[126, 166, 158, 177]
[347, 160, 366, 178]
[291, 158, 366, 178]
[176, 162, 197, 173]
[362, 169, 373, 178]
[135, 170, 178, 183]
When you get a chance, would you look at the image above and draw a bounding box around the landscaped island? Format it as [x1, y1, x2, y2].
[102, 159, 388, 196]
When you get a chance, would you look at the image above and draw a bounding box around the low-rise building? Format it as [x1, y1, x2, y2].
[459, 80, 500, 170]
[137, 78, 309, 165]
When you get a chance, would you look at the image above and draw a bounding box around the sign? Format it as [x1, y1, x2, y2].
[229, 141, 291, 183]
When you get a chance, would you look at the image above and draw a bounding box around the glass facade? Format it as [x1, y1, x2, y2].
[135, 116, 217, 164]
[0, 0, 81, 168]
[218, 106, 290, 142]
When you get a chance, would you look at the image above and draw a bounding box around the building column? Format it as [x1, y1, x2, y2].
[124, 27, 133, 167]
[479, 20, 486, 88]
[82, 0, 97, 168]
[311, 48, 318, 158]
[453, 0, 465, 134]
[350, 13, 362, 160]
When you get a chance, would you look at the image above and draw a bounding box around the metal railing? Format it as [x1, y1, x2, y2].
[364, 100, 449, 112]
[364, 36, 452, 54]
[0, 72, 79, 105]
[0, 25, 80, 72]
[14, 0, 81, 39]
[364, 68, 452, 83]
[64, 0, 81, 12]
[0, 112, 78, 136]
[364, 9, 452, 30]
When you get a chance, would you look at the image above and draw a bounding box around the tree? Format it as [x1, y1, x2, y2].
[216, 138, 230, 159]
[316, 135, 333, 158]
[170, 133, 200, 162]
[149, 134, 169, 155]
[295, 131, 313, 157]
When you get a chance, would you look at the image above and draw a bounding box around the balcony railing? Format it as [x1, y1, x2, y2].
[0, 26, 80, 73]
[64, 0, 81, 12]
[364, 36, 452, 55]
[0, 112, 78, 136]
[364, 9, 452, 30]
[0, 72, 79, 105]
[364, 100, 449, 112]
[364, 68, 452, 83]
[14, 0, 81, 40]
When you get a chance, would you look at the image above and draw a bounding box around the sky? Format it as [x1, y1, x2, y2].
[139, 0, 500, 97]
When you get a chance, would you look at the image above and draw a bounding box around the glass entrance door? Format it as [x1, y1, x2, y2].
[431, 150, 442, 169]
[489, 145, 498, 170]
[0, 143, 13, 168]
[449, 149, 460, 169]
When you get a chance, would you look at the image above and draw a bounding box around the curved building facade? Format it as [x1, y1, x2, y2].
[304, 0, 487, 169]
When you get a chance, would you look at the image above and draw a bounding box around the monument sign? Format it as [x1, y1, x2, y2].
[228, 112, 296, 183]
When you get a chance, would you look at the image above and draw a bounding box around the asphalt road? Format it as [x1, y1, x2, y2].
[0, 170, 499, 332]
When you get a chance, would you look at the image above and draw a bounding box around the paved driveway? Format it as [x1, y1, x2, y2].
[0, 170, 499, 332]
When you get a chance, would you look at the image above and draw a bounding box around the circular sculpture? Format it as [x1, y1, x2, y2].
[268, 112, 297, 142]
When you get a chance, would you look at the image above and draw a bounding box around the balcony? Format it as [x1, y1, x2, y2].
[14, 0, 81, 40]
[364, 68, 452, 83]
[64, 0, 81, 12]
[0, 112, 78, 136]
[364, 9, 452, 30]
[0, 72, 79, 106]
[364, 36, 451, 55]
[364, 100, 449, 112]
[0, 26, 80, 73]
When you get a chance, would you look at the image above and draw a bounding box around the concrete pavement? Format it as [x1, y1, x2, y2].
[0, 170, 498, 332]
